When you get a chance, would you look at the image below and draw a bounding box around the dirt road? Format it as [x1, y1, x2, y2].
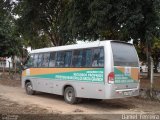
[0, 84, 160, 115]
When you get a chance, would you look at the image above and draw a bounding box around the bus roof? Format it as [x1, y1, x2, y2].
[30, 40, 131, 54]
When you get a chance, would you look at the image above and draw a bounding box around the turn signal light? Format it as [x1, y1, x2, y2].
[108, 72, 115, 84]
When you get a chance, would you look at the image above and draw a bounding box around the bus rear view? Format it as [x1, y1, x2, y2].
[106, 41, 140, 99]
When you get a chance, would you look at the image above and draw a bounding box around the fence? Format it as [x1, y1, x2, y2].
[0, 60, 21, 80]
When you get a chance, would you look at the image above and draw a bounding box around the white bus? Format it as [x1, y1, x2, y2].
[22, 40, 140, 104]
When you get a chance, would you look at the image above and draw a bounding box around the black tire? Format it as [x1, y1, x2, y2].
[25, 82, 35, 95]
[64, 87, 79, 104]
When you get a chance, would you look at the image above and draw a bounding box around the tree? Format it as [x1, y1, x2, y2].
[152, 37, 160, 73]
[14, 0, 160, 46]
[0, 0, 22, 57]
[66, 0, 160, 76]
[12, 0, 160, 75]
[66, 0, 160, 43]
[14, 0, 75, 47]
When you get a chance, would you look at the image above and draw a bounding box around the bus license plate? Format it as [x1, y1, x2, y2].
[123, 91, 132, 96]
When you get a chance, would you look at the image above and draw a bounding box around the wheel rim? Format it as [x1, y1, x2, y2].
[66, 90, 73, 102]
[27, 84, 32, 93]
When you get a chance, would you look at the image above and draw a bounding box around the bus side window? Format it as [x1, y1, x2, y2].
[49, 52, 56, 67]
[72, 50, 83, 67]
[37, 53, 43, 67]
[81, 49, 92, 67]
[41, 53, 50, 67]
[64, 51, 72, 67]
[92, 47, 104, 67]
[33, 54, 39, 67]
[56, 52, 65, 67]
[99, 48, 104, 67]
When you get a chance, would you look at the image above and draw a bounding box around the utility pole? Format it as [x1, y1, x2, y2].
[146, 32, 152, 78]
[146, 32, 154, 97]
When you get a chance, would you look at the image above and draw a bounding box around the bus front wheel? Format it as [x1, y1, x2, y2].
[25, 82, 35, 95]
[64, 87, 79, 104]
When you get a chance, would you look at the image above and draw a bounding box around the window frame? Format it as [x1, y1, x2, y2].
[27, 46, 104, 68]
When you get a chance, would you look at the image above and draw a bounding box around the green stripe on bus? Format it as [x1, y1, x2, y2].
[30, 68, 104, 83]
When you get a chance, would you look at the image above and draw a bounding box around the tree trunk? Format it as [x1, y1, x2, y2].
[147, 54, 151, 78]
[48, 32, 67, 46]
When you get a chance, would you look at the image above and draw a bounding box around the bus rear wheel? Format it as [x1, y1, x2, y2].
[64, 87, 79, 104]
[25, 82, 35, 95]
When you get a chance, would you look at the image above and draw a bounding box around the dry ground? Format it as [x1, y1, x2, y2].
[0, 73, 160, 120]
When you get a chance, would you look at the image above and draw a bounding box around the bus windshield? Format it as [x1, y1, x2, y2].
[111, 42, 139, 67]
[24, 54, 34, 68]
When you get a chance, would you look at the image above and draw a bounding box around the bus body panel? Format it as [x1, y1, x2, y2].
[22, 66, 106, 99]
[22, 76, 106, 99]
[104, 41, 140, 99]
[104, 84, 139, 99]
[22, 40, 140, 100]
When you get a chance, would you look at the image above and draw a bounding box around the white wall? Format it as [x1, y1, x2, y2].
[6, 57, 13, 68]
